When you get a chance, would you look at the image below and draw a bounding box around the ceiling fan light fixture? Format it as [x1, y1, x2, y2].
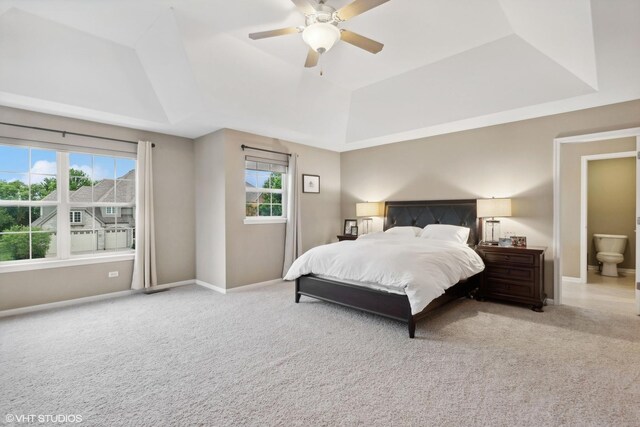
[302, 23, 341, 53]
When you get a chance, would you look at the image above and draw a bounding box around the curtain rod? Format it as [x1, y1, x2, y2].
[241, 144, 291, 157]
[0, 121, 155, 148]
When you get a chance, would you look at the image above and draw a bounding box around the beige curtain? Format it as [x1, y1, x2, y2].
[283, 153, 302, 277]
[131, 140, 157, 290]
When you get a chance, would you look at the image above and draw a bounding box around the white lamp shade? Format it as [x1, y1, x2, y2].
[302, 23, 341, 53]
[477, 198, 512, 218]
[356, 202, 382, 217]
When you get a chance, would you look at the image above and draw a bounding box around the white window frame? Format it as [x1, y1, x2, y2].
[243, 165, 287, 225]
[0, 141, 137, 273]
[69, 210, 83, 224]
[104, 206, 118, 215]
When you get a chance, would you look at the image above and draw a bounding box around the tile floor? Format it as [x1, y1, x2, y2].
[562, 269, 637, 315]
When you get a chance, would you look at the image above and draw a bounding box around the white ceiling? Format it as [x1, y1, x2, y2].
[0, 0, 639, 152]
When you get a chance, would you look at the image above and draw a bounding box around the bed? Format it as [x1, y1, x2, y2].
[286, 199, 484, 338]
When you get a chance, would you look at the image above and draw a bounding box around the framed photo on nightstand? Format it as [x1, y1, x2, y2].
[511, 236, 527, 247]
[344, 219, 357, 235]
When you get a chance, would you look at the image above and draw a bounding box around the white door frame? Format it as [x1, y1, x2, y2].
[579, 151, 636, 283]
[636, 137, 640, 315]
[553, 127, 640, 307]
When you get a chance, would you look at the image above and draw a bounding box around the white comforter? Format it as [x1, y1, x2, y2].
[283, 232, 485, 314]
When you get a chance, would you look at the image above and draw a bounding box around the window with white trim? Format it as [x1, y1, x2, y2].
[69, 210, 83, 224]
[244, 155, 287, 219]
[0, 142, 136, 265]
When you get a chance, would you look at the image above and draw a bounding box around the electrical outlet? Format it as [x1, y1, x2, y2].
[108, 271, 119, 278]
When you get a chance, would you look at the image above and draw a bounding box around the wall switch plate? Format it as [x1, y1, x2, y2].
[108, 271, 119, 278]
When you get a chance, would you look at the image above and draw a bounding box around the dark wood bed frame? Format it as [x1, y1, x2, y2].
[295, 199, 481, 338]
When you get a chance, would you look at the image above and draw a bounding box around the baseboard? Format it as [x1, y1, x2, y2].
[194, 278, 285, 294]
[562, 276, 584, 283]
[194, 280, 227, 294]
[226, 278, 285, 293]
[151, 279, 195, 291]
[546, 298, 555, 305]
[0, 279, 196, 318]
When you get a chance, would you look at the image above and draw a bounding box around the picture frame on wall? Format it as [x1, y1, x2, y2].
[344, 219, 357, 235]
[302, 174, 320, 193]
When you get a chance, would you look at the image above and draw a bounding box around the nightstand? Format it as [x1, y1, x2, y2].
[337, 235, 358, 241]
[475, 245, 547, 312]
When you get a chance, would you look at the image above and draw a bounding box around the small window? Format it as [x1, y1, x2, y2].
[105, 207, 118, 215]
[244, 155, 287, 219]
[69, 211, 83, 224]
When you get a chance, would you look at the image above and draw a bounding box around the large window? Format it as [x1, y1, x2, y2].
[244, 156, 287, 221]
[0, 142, 136, 266]
[0, 145, 57, 262]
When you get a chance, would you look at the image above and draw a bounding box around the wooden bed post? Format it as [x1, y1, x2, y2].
[295, 278, 301, 303]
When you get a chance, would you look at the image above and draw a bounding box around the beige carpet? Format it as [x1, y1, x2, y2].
[1, 282, 639, 426]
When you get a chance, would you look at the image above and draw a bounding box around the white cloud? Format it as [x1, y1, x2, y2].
[70, 164, 93, 178]
[70, 164, 113, 180]
[28, 160, 57, 183]
[30, 160, 57, 175]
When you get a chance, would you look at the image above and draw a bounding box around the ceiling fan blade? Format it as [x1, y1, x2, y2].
[291, 0, 317, 15]
[249, 27, 300, 40]
[336, 0, 390, 21]
[340, 30, 384, 54]
[304, 48, 320, 68]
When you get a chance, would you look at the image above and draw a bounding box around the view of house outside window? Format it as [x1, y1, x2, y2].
[244, 159, 286, 218]
[0, 143, 136, 264]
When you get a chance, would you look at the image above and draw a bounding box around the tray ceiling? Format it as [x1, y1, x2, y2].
[0, 0, 638, 151]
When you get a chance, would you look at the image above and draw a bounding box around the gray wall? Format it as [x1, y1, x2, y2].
[559, 138, 636, 277]
[194, 129, 341, 289]
[588, 157, 636, 269]
[340, 99, 640, 298]
[194, 130, 227, 287]
[0, 106, 196, 310]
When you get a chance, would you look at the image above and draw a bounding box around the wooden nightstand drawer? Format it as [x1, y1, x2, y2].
[485, 265, 534, 282]
[483, 252, 535, 266]
[476, 245, 546, 311]
[486, 278, 534, 298]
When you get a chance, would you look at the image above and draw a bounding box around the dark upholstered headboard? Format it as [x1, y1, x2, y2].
[384, 199, 479, 245]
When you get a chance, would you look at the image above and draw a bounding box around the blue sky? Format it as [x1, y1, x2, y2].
[0, 144, 135, 183]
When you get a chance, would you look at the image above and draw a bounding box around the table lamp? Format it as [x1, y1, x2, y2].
[356, 202, 382, 235]
[477, 198, 512, 245]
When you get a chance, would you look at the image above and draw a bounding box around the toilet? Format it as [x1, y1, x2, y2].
[593, 234, 628, 277]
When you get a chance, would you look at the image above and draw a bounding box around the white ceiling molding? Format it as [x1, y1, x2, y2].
[0, 0, 638, 152]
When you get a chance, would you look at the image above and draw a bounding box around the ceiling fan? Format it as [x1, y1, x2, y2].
[248, 0, 390, 68]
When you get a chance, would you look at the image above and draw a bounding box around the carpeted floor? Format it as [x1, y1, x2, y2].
[1, 282, 639, 426]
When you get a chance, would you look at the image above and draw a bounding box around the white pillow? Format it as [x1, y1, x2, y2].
[385, 226, 423, 237]
[420, 224, 470, 244]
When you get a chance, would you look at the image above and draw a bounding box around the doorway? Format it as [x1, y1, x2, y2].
[553, 127, 640, 315]
[562, 152, 636, 314]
